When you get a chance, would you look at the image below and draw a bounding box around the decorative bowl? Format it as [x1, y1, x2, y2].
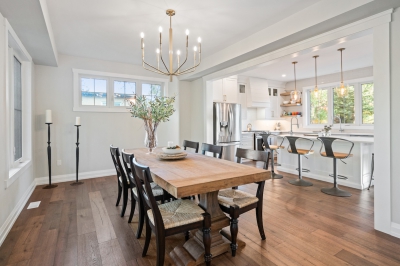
[162, 147, 183, 154]
[283, 100, 290, 104]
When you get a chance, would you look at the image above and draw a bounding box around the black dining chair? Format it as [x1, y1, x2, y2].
[121, 151, 168, 238]
[201, 143, 223, 159]
[183, 140, 200, 153]
[217, 148, 268, 256]
[110, 145, 129, 217]
[131, 157, 212, 266]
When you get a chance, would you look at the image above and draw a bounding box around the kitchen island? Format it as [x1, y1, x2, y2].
[274, 133, 374, 190]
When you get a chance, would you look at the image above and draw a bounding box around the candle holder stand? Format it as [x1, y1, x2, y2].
[71, 125, 84, 186]
[43, 123, 58, 189]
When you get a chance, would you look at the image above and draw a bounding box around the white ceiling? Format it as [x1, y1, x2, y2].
[241, 31, 373, 82]
[46, 0, 320, 65]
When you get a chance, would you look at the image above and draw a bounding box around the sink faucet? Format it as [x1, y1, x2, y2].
[334, 115, 344, 132]
[290, 117, 299, 135]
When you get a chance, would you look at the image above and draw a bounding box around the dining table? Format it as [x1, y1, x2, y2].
[125, 148, 271, 265]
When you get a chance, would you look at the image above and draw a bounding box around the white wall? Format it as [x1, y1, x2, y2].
[0, 13, 36, 244]
[34, 54, 180, 179]
[390, 8, 400, 226]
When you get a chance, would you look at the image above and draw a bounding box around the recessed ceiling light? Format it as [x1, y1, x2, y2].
[282, 74, 286, 77]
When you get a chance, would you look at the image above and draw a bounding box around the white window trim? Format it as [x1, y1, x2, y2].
[73, 69, 169, 112]
[5, 19, 33, 187]
[303, 76, 374, 130]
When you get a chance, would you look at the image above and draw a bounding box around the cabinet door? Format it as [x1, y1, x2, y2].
[212, 79, 223, 102]
[222, 78, 238, 103]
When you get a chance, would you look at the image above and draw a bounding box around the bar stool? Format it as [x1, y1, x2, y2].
[317, 137, 354, 197]
[368, 153, 374, 190]
[260, 133, 284, 179]
[285, 136, 314, 186]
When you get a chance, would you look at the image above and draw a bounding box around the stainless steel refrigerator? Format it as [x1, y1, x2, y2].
[213, 102, 241, 161]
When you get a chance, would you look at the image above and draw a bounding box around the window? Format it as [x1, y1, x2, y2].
[81, 78, 107, 106]
[114, 81, 136, 106]
[142, 83, 161, 101]
[333, 85, 355, 124]
[73, 69, 166, 112]
[362, 83, 374, 124]
[305, 80, 373, 127]
[310, 89, 328, 124]
[13, 57, 22, 162]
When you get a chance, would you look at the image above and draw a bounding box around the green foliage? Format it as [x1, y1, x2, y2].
[129, 95, 176, 124]
[310, 89, 328, 124]
[333, 85, 355, 124]
[362, 83, 374, 124]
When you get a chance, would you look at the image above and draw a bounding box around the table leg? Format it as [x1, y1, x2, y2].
[169, 191, 233, 265]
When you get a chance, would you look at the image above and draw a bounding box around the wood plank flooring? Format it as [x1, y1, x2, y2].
[1, 166, 400, 266]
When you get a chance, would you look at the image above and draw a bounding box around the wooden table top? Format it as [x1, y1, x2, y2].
[124, 148, 271, 198]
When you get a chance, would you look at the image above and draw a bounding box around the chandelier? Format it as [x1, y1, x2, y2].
[336, 48, 348, 97]
[140, 9, 201, 82]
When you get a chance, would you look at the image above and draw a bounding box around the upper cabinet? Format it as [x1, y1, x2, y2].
[212, 77, 238, 103]
[246, 78, 270, 108]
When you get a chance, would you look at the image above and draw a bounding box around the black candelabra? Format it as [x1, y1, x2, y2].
[43, 123, 57, 189]
[71, 125, 84, 186]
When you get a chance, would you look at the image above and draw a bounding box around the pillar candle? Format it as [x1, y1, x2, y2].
[75, 117, 81, 126]
[167, 141, 173, 148]
[45, 110, 52, 123]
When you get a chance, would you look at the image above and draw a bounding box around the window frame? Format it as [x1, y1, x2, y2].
[303, 77, 374, 129]
[73, 69, 168, 112]
[5, 19, 33, 187]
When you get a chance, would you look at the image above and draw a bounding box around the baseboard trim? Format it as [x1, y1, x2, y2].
[391, 222, 400, 238]
[0, 180, 36, 246]
[35, 169, 115, 185]
[277, 166, 362, 190]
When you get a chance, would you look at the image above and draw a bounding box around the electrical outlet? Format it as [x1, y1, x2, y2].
[57, 160, 62, 166]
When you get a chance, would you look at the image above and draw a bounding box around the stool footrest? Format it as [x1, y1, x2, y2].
[329, 174, 348, 180]
[296, 168, 310, 173]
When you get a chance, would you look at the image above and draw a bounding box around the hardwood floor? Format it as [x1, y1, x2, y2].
[1, 167, 400, 266]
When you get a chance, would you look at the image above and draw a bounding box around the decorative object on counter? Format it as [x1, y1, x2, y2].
[336, 48, 349, 98]
[321, 125, 332, 136]
[247, 123, 252, 131]
[313, 55, 319, 96]
[139, 9, 202, 82]
[129, 95, 176, 153]
[290, 62, 300, 102]
[71, 118, 83, 186]
[317, 137, 354, 197]
[43, 110, 57, 189]
[275, 122, 281, 131]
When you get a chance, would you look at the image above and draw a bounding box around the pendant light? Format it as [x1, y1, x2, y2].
[336, 48, 348, 97]
[290, 62, 299, 102]
[313, 55, 319, 96]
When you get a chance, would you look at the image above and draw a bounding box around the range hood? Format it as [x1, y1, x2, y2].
[246, 77, 270, 108]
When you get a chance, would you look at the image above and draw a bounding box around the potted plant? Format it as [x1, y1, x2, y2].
[129, 95, 176, 153]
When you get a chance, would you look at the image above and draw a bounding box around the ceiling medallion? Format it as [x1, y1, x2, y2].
[140, 9, 201, 82]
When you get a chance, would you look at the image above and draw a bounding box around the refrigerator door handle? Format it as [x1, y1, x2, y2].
[228, 104, 234, 140]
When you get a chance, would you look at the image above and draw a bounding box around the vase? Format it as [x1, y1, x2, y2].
[144, 124, 158, 153]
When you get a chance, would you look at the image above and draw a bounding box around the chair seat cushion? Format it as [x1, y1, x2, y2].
[269, 145, 284, 150]
[321, 152, 353, 159]
[147, 199, 204, 229]
[132, 182, 163, 197]
[218, 189, 259, 208]
[288, 149, 314, 155]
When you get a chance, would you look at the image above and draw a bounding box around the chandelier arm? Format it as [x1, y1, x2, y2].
[159, 50, 171, 74]
[178, 53, 201, 75]
[173, 47, 189, 74]
[142, 60, 169, 75]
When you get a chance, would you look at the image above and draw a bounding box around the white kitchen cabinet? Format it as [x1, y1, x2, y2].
[240, 133, 254, 149]
[212, 77, 238, 103]
[256, 88, 281, 120]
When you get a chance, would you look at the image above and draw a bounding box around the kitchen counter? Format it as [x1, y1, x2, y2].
[279, 133, 374, 143]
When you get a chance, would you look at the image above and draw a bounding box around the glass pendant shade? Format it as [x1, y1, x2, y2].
[313, 55, 319, 97]
[314, 86, 319, 97]
[291, 90, 299, 101]
[291, 61, 299, 102]
[336, 82, 348, 97]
